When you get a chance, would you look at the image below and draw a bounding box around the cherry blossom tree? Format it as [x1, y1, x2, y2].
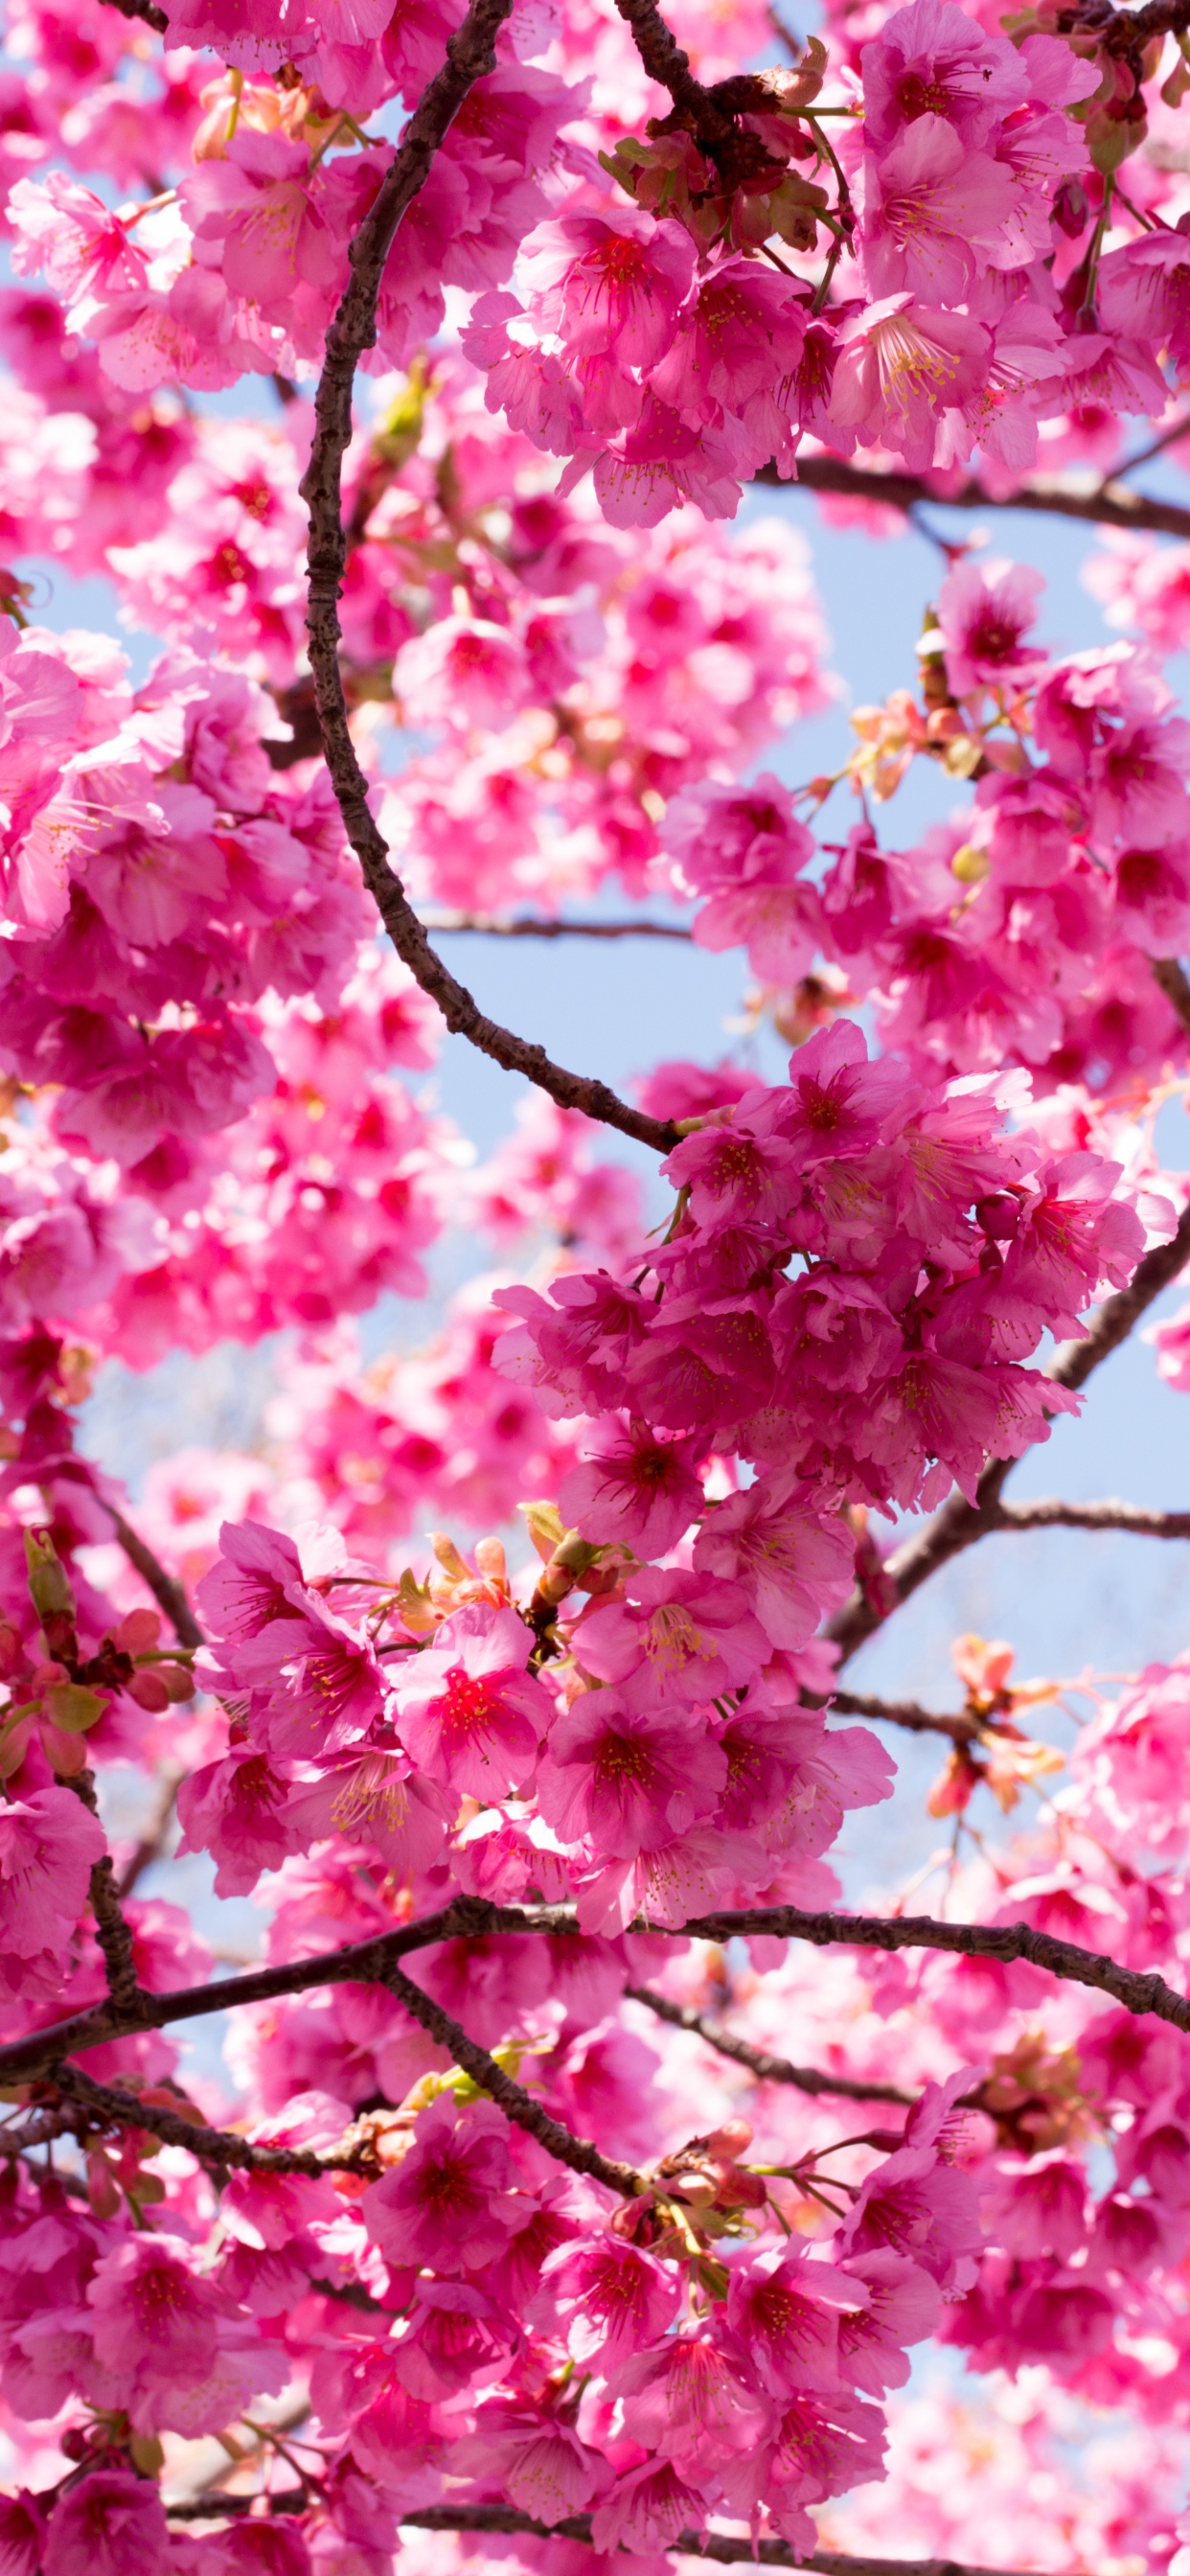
[7, 0, 1190, 2563]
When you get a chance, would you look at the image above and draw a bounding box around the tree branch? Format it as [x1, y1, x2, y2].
[98, 0, 169, 29]
[162, 2495, 1044, 2576]
[609, 0, 735, 135]
[5, 1892, 1190, 2087]
[1096, 0, 1190, 57]
[1153, 955, 1190, 1036]
[105, 1506, 204, 1650]
[0, 1891, 515, 2085]
[68, 1768, 145, 2021]
[419, 910, 695, 942]
[383, 1960, 644, 2195]
[759, 452, 1190, 544]
[827, 1196, 1190, 1665]
[998, 1498, 1190, 1537]
[625, 1985, 916, 2103]
[829, 1689, 980, 1744]
[46, 2062, 378, 2178]
[298, 2, 677, 1160]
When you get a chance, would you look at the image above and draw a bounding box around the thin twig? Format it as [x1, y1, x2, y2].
[625, 1986, 916, 2103]
[118, 1769, 182, 1898]
[299, 0, 677, 1159]
[827, 1197, 1190, 1665]
[1110, 410, 1190, 483]
[106, 1507, 204, 1649]
[829, 1690, 981, 1744]
[419, 910, 695, 942]
[5, 1890, 1190, 2086]
[383, 1961, 644, 2196]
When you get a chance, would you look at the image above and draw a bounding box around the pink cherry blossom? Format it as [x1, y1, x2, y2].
[392, 1600, 550, 1798]
[42, 2472, 170, 2576]
[363, 2094, 521, 2268]
[558, 1414, 704, 1554]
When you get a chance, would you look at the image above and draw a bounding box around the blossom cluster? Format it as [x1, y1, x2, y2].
[1, 0, 1190, 2561]
[5, 0, 1189, 530]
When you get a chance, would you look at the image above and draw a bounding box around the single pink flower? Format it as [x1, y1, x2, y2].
[572, 1567, 768, 1703]
[195, 1516, 306, 1645]
[86, 2232, 222, 2385]
[693, 1478, 854, 1650]
[392, 1600, 549, 1798]
[391, 2277, 514, 2400]
[725, 2247, 863, 2397]
[861, 0, 1030, 153]
[42, 2472, 170, 2576]
[589, 2458, 707, 2554]
[363, 2094, 521, 2268]
[535, 1689, 727, 1857]
[604, 2329, 770, 2475]
[0, 2491, 45, 2576]
[937, 558, 1046, 700]
[860, 117, 1017, 305]
[0, 1784, 105, 1961]
[529, 2232, 682, 2367]
[837, 2248, 942, 2390]
[521, 208, 696, 368]
[829, 294, 990, 473]
[558, 1414, 703, 1554]
[453, 2398, 609, 2520]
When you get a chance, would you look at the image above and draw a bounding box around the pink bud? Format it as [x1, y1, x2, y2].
[704, 2118, 753, 2156]
[114, 1608, 162, 1654]
[127, 1669, 171, 1712]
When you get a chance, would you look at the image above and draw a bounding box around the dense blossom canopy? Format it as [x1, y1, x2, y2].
[5, 0, 1190, 2563]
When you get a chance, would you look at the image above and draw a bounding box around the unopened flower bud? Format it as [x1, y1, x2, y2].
[23, 1530, 74, 1625]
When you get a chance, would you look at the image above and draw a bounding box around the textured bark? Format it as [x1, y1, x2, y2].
[5, 1889, 1190, 2086]
[47, 2062, 378, 2177]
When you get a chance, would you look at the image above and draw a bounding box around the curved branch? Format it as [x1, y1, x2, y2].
[759, 452, 1190, 544]
[299, 4, 676, 1161]
[625, 1985, 916, 2103]
[106, 1506, 204, 1649]
[5, 1891, 1190, 2087]
[419, 909, 695, 942]
[827, 1196, 1190, 1665]
[383, 1960, 644, 2196]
